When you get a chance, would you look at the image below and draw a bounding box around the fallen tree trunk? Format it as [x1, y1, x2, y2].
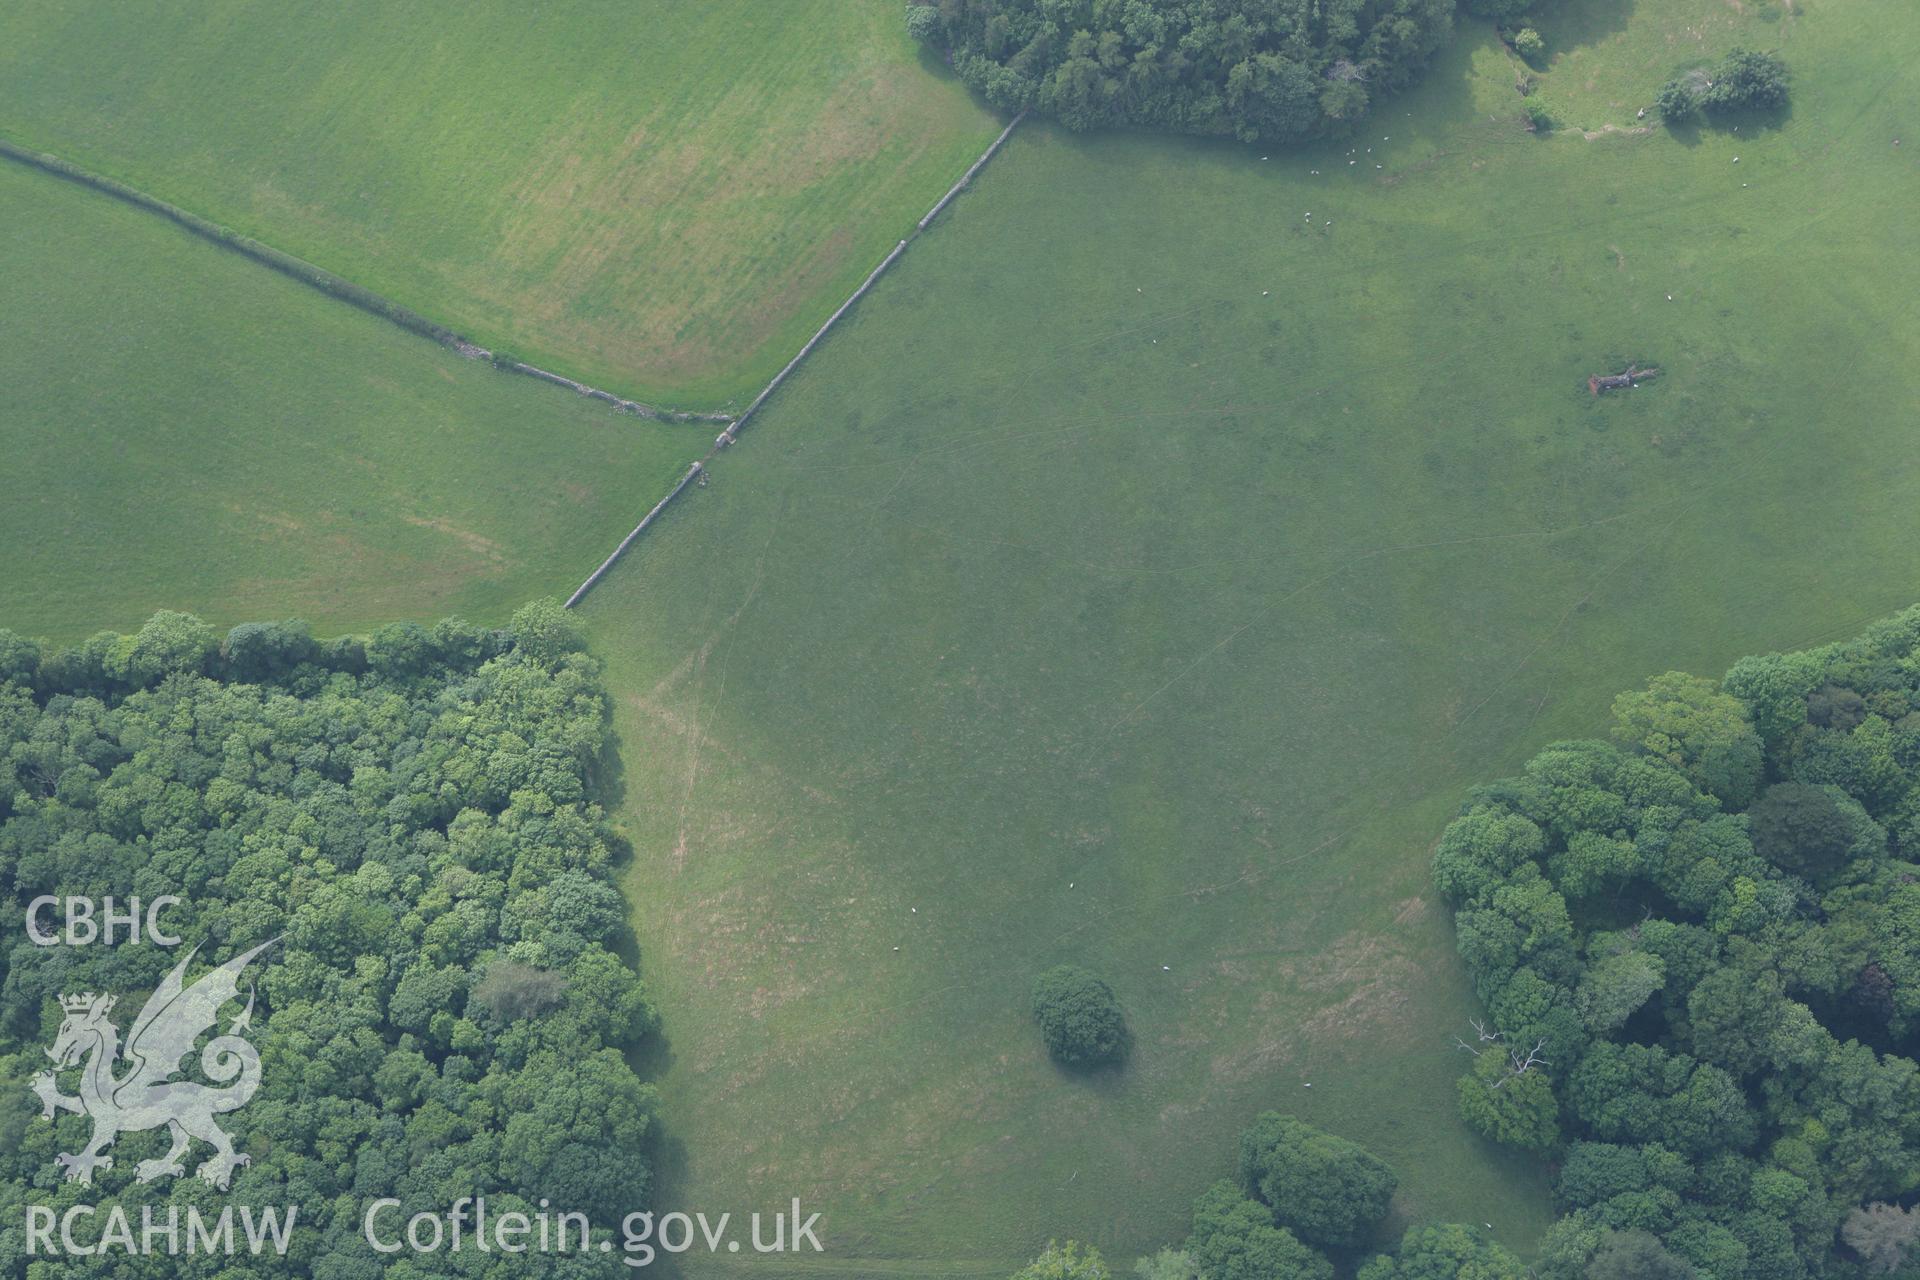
[1590, 365, 1659, 394]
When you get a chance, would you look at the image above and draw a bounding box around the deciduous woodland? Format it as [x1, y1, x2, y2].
[1012, 610, 1920, 1277]
[1432, 609, 1920, 1278]
[0, 603, 656, 1277]
[911, 0, 1459, 140]
[1, 0, 1913, 1272]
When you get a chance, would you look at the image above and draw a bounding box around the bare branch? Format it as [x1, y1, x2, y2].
[1499, 1039, 1550, 1083]
[1456, 1020, 1510, 1058]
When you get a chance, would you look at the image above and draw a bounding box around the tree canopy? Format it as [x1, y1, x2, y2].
[1013, 1239, 1114, 1280]
[1434, 605, 1920, 1279]
[1031, 964, 1129, 1067]
[1034, 1109, 1517, 1280]
[1185, 1180, 1333, 1280]
[1356, 1222, 1527, 1280]
[1657, 48, 1791, 126]
[1237, 1111, 1398, 1247]
[1700, 48, 1791, 112]
[0, 603, 657, 1277]
[907, 0, 1457, 143]
[1611, 671, 1765, 810]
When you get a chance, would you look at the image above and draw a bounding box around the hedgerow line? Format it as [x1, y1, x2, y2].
[0, 136, 728, 424]
[0, 110, 1027, 608]
[560, 110, 1026, 609]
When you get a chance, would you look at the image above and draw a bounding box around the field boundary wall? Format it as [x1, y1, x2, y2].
[559, 111, 1025, 608]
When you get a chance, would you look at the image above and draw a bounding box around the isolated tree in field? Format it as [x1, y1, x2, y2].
[1701, 49, 1789, 112]
[1656, 78, 1699, 124]
[1512, 29, 1545, 61]
[1358, 1223, 1527, 1280]
[1611, 672, 1764, 809]
[1842, 1203, 1920, 1274]
[1238, 1112, 1398, 1247]
[1031, 965, 1128, 1066]
[1186, 1182, 1334, 1280]
[1011, 1241, 1111, 1280]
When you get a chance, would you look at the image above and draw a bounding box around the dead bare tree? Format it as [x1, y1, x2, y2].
[1455, 1021, 1549, 1089]
[1454, 1019, 1501, 1052]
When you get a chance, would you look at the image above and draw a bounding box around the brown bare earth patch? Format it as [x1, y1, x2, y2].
[1209, 1032, 1303, 1085]
[228, 505, 306, 536]
[1297, 967, 1419, 1047]
[1269, 928, 1424, 1049]
[401, 513, 509, 561]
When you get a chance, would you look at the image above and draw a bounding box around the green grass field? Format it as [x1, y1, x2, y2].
[3, 0, 1916, 1272]
[0, 158, 696, 642]
[573, 0, 1920, 1271]
[0, 0, 1000, 410]
[1515, 0, 1804, 131]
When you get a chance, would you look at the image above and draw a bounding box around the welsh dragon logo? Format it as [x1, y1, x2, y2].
[28, 940, 275, 1190]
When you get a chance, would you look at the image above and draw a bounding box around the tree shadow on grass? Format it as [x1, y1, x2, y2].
[1044, 1027, 1136, 1094]
[594, 711, 630, 816]
[1707, 99, 1795, 136]
[1049, 1054, 1135, 1098]
[635, 1120, 695, 1280]
[596, 716, 649, 972]
[627, 1019, 679, 1093]
[913, 38, 966, 88]
[1663, 116, 1706, 147]
[1660, 97, 1794, 148]
[1405, 27, 1492, 137]
[625, 1024, 689, 1277]
[1532, 0, 1639, 60]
